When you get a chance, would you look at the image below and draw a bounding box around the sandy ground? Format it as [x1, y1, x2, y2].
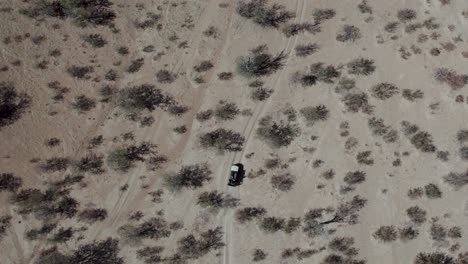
[1, 0, 468, 263]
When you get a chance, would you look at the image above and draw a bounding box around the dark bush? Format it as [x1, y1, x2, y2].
[197, 190, 240, 209]
[237, 0, 294, 28]
[40, 157, 69, 172]
[107, 142, 156, 172]
[236, 207, 266, 223]
[371, 83, 399, 100]
[271, 172, 296, 191]
[256, 116, 300, 148]
[413, 252, 454, 264]
[444, 171, 468, 190]
[237, 45, 287, 78]
[79, 208, 107, 223]
[373, 225, 397, 243]
[260, 217, 285, 233]
[196, 109, 213, 122]
[313, 8, 336, 23]
[434, 68, 467, 90]
[75, 153, 104, 174]
[251, 87, 273, 101]
[127, 58, 144, 73]
[71, 95, 96, 113]
[119, 217, 171, 242]
[430, 223, 447, 242]
[164, 163, 212, 191]
[0, 173, 22, 192]
[214, 101, 239, 120]
[397, 9, 417, 22]
[0, 215, 11, 238]
[22, 0, 116, 27]
[117, 84, 174, 113]
[424, 183, 442, 199]
[300, 105, 329, 125]
[406, 206, 427, 224]
[347, 58, 375, 76]
[199, 128, 245, 152]
[336, 25, 361, 42]
[176, 227, 225, 260]
[399, 226, 419, 241]
[67, 65, 94, 79]
[253, 249, 267, 261]
[342, 93, 373, 114]
[135, 12, 161, 29]
[448, 226, 462, 239]
[408, 187, 424, 199]
[193, 61, 213, 73]
[0, 82, 31, 128]
[156, 70, 177, 83]
[83, 34, 107, 48]
[402, 89, 423, 101]
[173, 125, 187, 134]
[358, 0, 372, 14]
[295, 43, 319, 57]
[328, 237, 358, 256]
[218, 72, 233, 80]
[293, 63, 340, 86]
[344, 171, 366, 185]
[410, 131, 436, 152]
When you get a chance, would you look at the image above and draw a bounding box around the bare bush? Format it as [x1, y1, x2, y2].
[336, 25, 361, 42]
[79, 208, 107, 223]
[119, 217, 171, 243]
[197, 191, 240, 209]
[117, 84, 174, 113]
[295, 43, 319, 57]
[0, 173, 22, 192]
[194, 61, 213, 73]
[236, 207, 266, 223]
[271, 172, 296, 191]
[371, 83, 399, 100]
[397, 9, 417, 22]
[434, 68, 467, 90]
[67, 66, 94, 79]
[0, 82, 31, 128]
[156, 70, 177, 83]
[256, 116, 300, 148]
[399, 226, 419, 241]
[253, 249, 267, 261]
[424, 183, 442, 199]
[444, 171, 468, 190]
[237, 45, 287, 78]
[40, 157, 69, 173]
[313, 8, 336, 23]
[107, 142, 156, 172]
[347, 58, 375, 76]
[214, 101, 240, 120]
[199, 128, 245, 152]
[22, 0, 116, 27]
[406, 206, 427, 224]
[237, 0, 294, 28]
[414, 252, 454, 264]
[164, 164, 212, 191]
[75, 153, 104, 174]
[71, 95, 96, 113]
[373, 225, 397, 243]
[83, 34, 107, 48]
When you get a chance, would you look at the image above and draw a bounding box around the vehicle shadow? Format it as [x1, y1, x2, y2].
[234, 163, 245, 186]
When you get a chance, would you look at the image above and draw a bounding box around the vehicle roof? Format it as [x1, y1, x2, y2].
[230, 165, 239, 171]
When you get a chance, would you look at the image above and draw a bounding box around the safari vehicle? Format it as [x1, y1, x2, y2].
[228, 163, 244, 186]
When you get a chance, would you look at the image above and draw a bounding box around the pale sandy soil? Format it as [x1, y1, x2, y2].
[1, 0, 468, 263]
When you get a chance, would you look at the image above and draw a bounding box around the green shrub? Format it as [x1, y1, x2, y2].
[75, 153, 104, 174]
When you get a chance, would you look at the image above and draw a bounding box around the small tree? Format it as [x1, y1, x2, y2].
[295, 43, 319, 57]
[67, 66, 94, 79]
[117, 84, 174, 113]
[83, 34, 107, 48]
[176, 227, 225, 259]
[119, 217, 171, 243]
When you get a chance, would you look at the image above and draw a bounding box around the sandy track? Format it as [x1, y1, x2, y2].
[220, 1, 306, 263]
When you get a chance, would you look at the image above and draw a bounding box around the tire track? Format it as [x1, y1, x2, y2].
[221, 1, 306, 263]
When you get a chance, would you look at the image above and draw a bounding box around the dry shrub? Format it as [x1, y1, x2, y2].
[371, 83, 399, 100]
[0, 173, 22, 192]
[271, 172, 296, 191]
[237, 45, 287, 78]
[336, 25, 361, 42]
[199, 128, 245, 152]
[373, 225, 397, 243]
[295, 43, 319, 57]
[434, 68, 467, 90]
[164, 164, 212, 191]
